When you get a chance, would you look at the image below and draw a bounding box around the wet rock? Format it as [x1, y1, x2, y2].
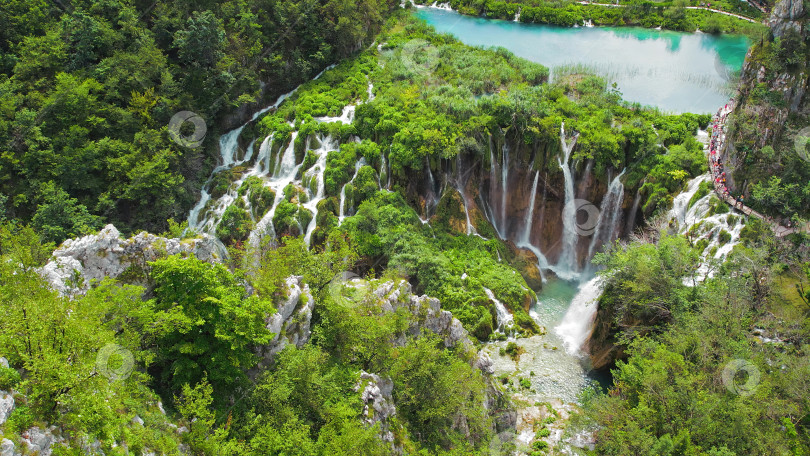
[40, 225, 224, 295]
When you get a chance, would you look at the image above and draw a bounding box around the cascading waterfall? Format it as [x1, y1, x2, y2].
[669, 173, 745, 282]
[577, 159, 593, 200]
[454, 155, 478, 236]
[586, 170, 626, 265]
[624, 186, 642, 237]
[516, 171, 549, 281]
[484, 287, 515, 335]
[488, 143, 503, 238]
[555, 277, 603, 355]
[500, 143, 509, 236]
[556, 122, 580, 276]
[338, 158, 367, 224]
[188, 65, 381, 252]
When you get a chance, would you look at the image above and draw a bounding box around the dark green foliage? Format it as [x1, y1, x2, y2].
[32, 182, 100, 244]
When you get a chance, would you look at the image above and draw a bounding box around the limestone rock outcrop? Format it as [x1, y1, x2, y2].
[373, 279, 470, 348]
[252, 275, 314, 373]
[355, 371, 398, 445]
[40, 225, 223, 295]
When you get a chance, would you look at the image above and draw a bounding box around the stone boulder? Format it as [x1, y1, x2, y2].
[20, 426, 62, 456]
[40, 225, 224, 295]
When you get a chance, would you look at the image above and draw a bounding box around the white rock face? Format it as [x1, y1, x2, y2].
[355, 371, 397, 443]
[0, 439, 15, 456]
[375, 280, 471, 349]
[0, 391, 13, 425]
[252, 276, 314, 373]
[40, 225, 223, 295]
[21, 426, 61, 456]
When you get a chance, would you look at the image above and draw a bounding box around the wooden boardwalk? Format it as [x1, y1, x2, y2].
[706, 104, 807, 238]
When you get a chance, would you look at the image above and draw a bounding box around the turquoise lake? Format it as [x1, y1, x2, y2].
[416, 7, 750, 113]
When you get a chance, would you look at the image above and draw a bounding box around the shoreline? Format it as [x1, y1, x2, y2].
[410, 1, 763, 36]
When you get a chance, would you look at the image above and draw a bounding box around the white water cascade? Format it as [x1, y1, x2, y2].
[338, 158, 367, 224]
[500, 143, 509, 236]
[556, 122, 580, 276]
[555, 277, 603, 355]
[669, 173, 745, 282]
[586, 170, 626, 265]
[484, 287, 515, 335]
[188, 68, 378, 250]
[488, 143, 504, 238]
[516, 171, 549, 281]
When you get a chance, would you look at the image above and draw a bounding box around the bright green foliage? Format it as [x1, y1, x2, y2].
[580, 233, 810, 455]
[146, 255, 274, 404]
[216, 200, 254, 245]
[230, 345, 389, 456]
[339, 191, 539, 338]
[389, 334, 490, 451]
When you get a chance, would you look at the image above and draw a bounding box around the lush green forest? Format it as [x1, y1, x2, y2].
[0, 0, 808, 455]
[0, 0, 395, 239]
[577, 221, 810, 455]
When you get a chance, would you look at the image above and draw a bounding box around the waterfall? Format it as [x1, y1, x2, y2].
[276, 132, 299, 178]
[521, 171, 540, 244]
[484, 287, 515, 335]
[255, 135, 272, 174]
[500, 143, 509, 236]
[488, 142, 503, 238]
[624, 186, 642, 236]
[577, 159, 593, 200]
[516, 171, 548, 281]
[669, 173, 746, 283]
[586, 170, 626, 264]
[670, 174, 710, 227]
[301, 136, 333, 247]
[556, 122, 580, 276]
[555, 277, 603, 355]
[454, 155, 478, 236]
[338, 158, 366, 224]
